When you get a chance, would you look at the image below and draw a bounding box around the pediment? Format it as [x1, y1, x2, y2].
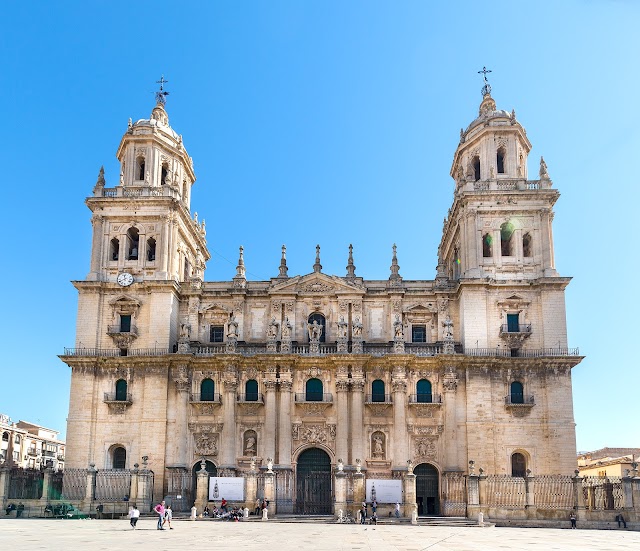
[269, 273, 365, 295]
[109, 294, 142, 317]
[497, 294, 530, 310]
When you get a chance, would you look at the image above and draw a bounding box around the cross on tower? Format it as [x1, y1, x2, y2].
[478, 66, 492, 84]
[155, 75, 170, 105]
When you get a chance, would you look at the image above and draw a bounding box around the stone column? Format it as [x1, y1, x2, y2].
[334, 470, 347, 518]
[245, 469, 257, 512]
[391, 376, 408, 468]
[137, 468, 154, 512]
[195, 462, 210, 512]
[40, 467, 53, 504]
[173, 366, 191, 468]
[353, 471, 365, 514]
[572, 473, 586, 521]
[128, 466, 139, 505]
[443, 367, 459, 470]
[89, 215, 103, 278]
[478, 473, 488, 514]
[525, 472, 536, 519]
[622, 476, 633, 510]
[404, 469, 417, 520]
[160, 214, 170, 276]
[350, 380, 365, 464]
[466, 474, 479, 519]
[84, 465, 97, 510]
[263, 469, 275, 518]
[278, 379, 293, 467]
[263, 380, 277, 462]
[222, 378, 238, 469]
[0, 467, 9, 509]
[335, 380, 350, 465]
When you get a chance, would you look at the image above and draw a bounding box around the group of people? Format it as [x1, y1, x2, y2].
[202, 499, 246, 521]
[151, 500, 172, 530]
[358, 500, 380, 524]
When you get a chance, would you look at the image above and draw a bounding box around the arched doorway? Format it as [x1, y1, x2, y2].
[192, 460, 217, 502]
[415, 463, 440, 516]
[295, 448, 332, 514]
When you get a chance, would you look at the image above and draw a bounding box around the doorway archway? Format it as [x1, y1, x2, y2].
[415, 463, 440, 515]
[295, 448, 332, 514]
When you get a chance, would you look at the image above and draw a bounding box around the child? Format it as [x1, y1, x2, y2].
[163, 505, 173, 529]
[129, 504, 140, 529]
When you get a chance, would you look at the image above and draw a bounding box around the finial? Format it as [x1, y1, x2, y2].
[233, 245, 247, 288]
[346, 244, 356, 278]
[478, 66, 492, 96]
[95, 166, 105, 188]
[155, 75, 170, 105]
[389, 243, 401, 281]
[313, 244, 322, 273]
[539, 156, 549, 179]
[277, 245, 289, 279]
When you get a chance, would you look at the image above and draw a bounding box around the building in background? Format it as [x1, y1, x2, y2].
[0, 414, 65, 470]
[578, 448, 640, 478]
[61, 78, 582, 515]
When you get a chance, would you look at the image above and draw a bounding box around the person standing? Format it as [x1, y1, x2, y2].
[154, 500, 166, 530]
[163, 505, 173, 529]
[360, 503, 367, 524]
[395, 502, 401, 519]
[254, 498, 261, 516]
[569, 510, 577, 529]
[371, 499, 377, 515]
[616, 513, 627, 528]
[221, 497, 228, 513]
[129, 504, 140, 529]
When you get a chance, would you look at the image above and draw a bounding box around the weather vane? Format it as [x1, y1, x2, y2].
[478, 66, 492, 96]
[155, 75, 170, 105]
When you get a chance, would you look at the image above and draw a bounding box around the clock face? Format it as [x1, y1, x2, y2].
[117, 273, 134, 287]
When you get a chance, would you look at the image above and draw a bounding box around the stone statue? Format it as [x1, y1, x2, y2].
[308, 320, 322, 341]
[281, 317, 292, 339]
[373, 435, 384, 458]
[250, 457, 256, 472]
[355, 459, 362, 473]
[393, 315, 404, 340]
[227, 313, 239, 340]
[267, 317, 279, 340]
[539, 156, 549, 179]
[119, 167, 124, 186]
[337, 316, 348, 339]
[244, 435, 256, 456]
[352, 316, 363, 338]
[266, 458, 274, 472]
[337, 458, 344, 472]
[145, 170, 150, 184]
[179, 321, 191, 340]
[442, 316, 454, 341]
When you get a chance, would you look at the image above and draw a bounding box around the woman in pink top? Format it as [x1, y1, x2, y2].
[154, 500, 166, 530]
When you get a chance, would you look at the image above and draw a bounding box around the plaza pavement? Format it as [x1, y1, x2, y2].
[0, 518, 638, 550]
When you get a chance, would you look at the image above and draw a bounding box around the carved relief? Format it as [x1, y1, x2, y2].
[414, 438, 437, 461]
[300, 282, 334, 293]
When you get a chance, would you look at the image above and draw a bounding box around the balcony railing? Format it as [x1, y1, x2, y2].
[408, 393, 443, 404]
[27, 449, 38, 457]
[63, 347, 171, 357]
[464, 347, 579, 358]
[472, 179, 546, 192]
[236, 393, 264, 403]
[189, 393, 221, 403]
[294, 393, 333, 403]
[107, 325, 138, 336]
[505, 394, 535, 406]
[365, 394, 393, 404]
[500, 324, 532, 334]
[103, 392, 132, 403]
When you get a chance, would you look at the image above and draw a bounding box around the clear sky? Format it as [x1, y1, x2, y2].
[1, 1, 638, 452]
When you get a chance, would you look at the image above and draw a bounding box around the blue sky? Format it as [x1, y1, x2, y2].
[1, 1, 638, 452]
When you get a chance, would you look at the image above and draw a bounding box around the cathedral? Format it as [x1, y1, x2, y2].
[61, 78, 582, 516]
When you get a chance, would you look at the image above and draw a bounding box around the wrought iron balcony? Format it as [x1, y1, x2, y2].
[364, 394, 393, 404]
[294, 393, 333, 403]
[189, 393, 221, 404]
[463, 347, 579, 358]
[27, 449, 38, 456]
[505, 394, 535, 406]
[107, 324, 139, 336]
[408, 393, 443, 405]
[103, 392, 132, 404]
[500, 324, 532, 334]
[236, 393, 264, 403]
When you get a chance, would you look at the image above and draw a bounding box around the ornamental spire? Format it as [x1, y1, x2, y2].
[233, 245, 246, 288]
[346, 244, 356, 278]
[478, 66, 492, 97]
[277, 245, 289, 279]
[155, 75, 170, 106]
[389, 243, 402, 282]
[313, 245, 322, 273]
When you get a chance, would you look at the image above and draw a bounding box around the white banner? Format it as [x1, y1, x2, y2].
[208, 477, 245, 502]
[366, 479, 402, 503]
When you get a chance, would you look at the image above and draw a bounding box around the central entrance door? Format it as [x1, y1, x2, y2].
[415, 463, 440, 515]
[295, 448, 332, 514]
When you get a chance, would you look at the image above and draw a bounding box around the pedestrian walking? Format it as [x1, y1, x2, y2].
[154, 500, 166, 530]
[129, 504, 140, 529]
[569, 510, 576, 529]
[395, 502, 401, 519]
[163, 505, 173, 529]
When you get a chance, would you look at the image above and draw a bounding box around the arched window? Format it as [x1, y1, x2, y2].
[511, 452, 527, 478]
[473, 156, 481, 181]
[146, 237, 156, 261]
[200, 379, 215, 401]
[371, 379, 385, 402]
[501, 222, 514, 256]
[110, 238, 120, 261]
[307, 313, 326, 343]
[522, 233, 532, 258]
[115, 379, 128, 401]
[127, 228, 139, 260]
[245, 379, 258, 401]
[136, 157, 145, 181]
[2, 432, 8, 442]
[184, 258, 191, 281]
[482, 233, 493, 258]
[417, 379, 433, 403]
[305, 378, 323, 402]
[452, 248, 461, 280]
[113, 447, 126, 469]
[510, 381, 524, 404]
[497, 147, 506, 174]
[15, 435, 20, 444]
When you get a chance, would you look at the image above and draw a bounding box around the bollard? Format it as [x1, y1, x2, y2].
[262, 507, 269, 521]
[190, 505, 197, 520]
[478, 512, 484, 527]
[244, 507, 249, 519]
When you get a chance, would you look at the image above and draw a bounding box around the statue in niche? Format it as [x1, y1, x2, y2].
[539, 156, 549, 179]
[337, 316, 348, 339]
[393, 315, 404, 339]
[267, 317, 279, 340]
[372, 432, 385, 459]
[281, 317, 292, 339]
[227, 313, 238, 340]
[352, 316, 363, 338]
[244, 431, 257, 456]
[308, 320, 322, 341]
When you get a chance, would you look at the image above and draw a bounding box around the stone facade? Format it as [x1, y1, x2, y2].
[61, 86, 582, 514]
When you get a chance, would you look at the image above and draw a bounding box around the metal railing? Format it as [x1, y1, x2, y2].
[364, 394, 393, 404]
[500, 324, 532, 334]
[189, 393, 221, 403]
[504, 394, 535, 406]
[103, 392, 132, 403]
[294, 393, 333, 403]
[107, 324, 138, 336]
[408, 393, 442, 404]
[63, 347, 171, 357]
[236, 393, 264, 403]
[463, 347, 579, 357]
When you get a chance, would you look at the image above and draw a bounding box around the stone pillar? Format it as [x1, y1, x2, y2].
[525, 472, 536, 519]
[0, 467, 10, 508]
[221, 378, 238, 468]
[172, 366, 191, 467]
[334, 471, 347, 518]
[478, 474, 488, 514]
[89, 215, 103, 278]
[40, 467, 53, 503]
[128, 466, 139, 505]
[195, 462, 210, 512]
[350, 380, 365, 464]
[263, 380, 277, 462]
[391, 376, 408, 468]
[245, 470, 257, 511]
[622, 476, 633, 510]
[353, 472, 365, 513]
[466, 474, 479, 519]
[572, 473, 586, 521]
[278, 379, 293, 467]
[443, 367, 459, 470]
[263, 470, 275, 517]
[335, 380, 350, 464]
[160, 215, 170, 276]
[136, 469, 154, 512]
[404, 470, 417, 518]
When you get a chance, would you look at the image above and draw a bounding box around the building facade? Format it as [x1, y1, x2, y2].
[61, 84, 582, 515]
[1, 414, 65, 471]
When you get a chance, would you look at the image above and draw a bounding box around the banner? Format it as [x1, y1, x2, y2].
[208, 476, 245, 502]
[366, 479, 402, 503]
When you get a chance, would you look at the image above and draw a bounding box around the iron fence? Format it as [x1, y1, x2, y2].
[442, 472, 467, 516]
[8, 467, 43, 500]
[582, 476, 624, 510]
[485, 475, 526, 508]
[62, 468, 88, 500]
[48, 470, 65, 500]
[94, 469, 132, 502]
[534, 475, 574, 509]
